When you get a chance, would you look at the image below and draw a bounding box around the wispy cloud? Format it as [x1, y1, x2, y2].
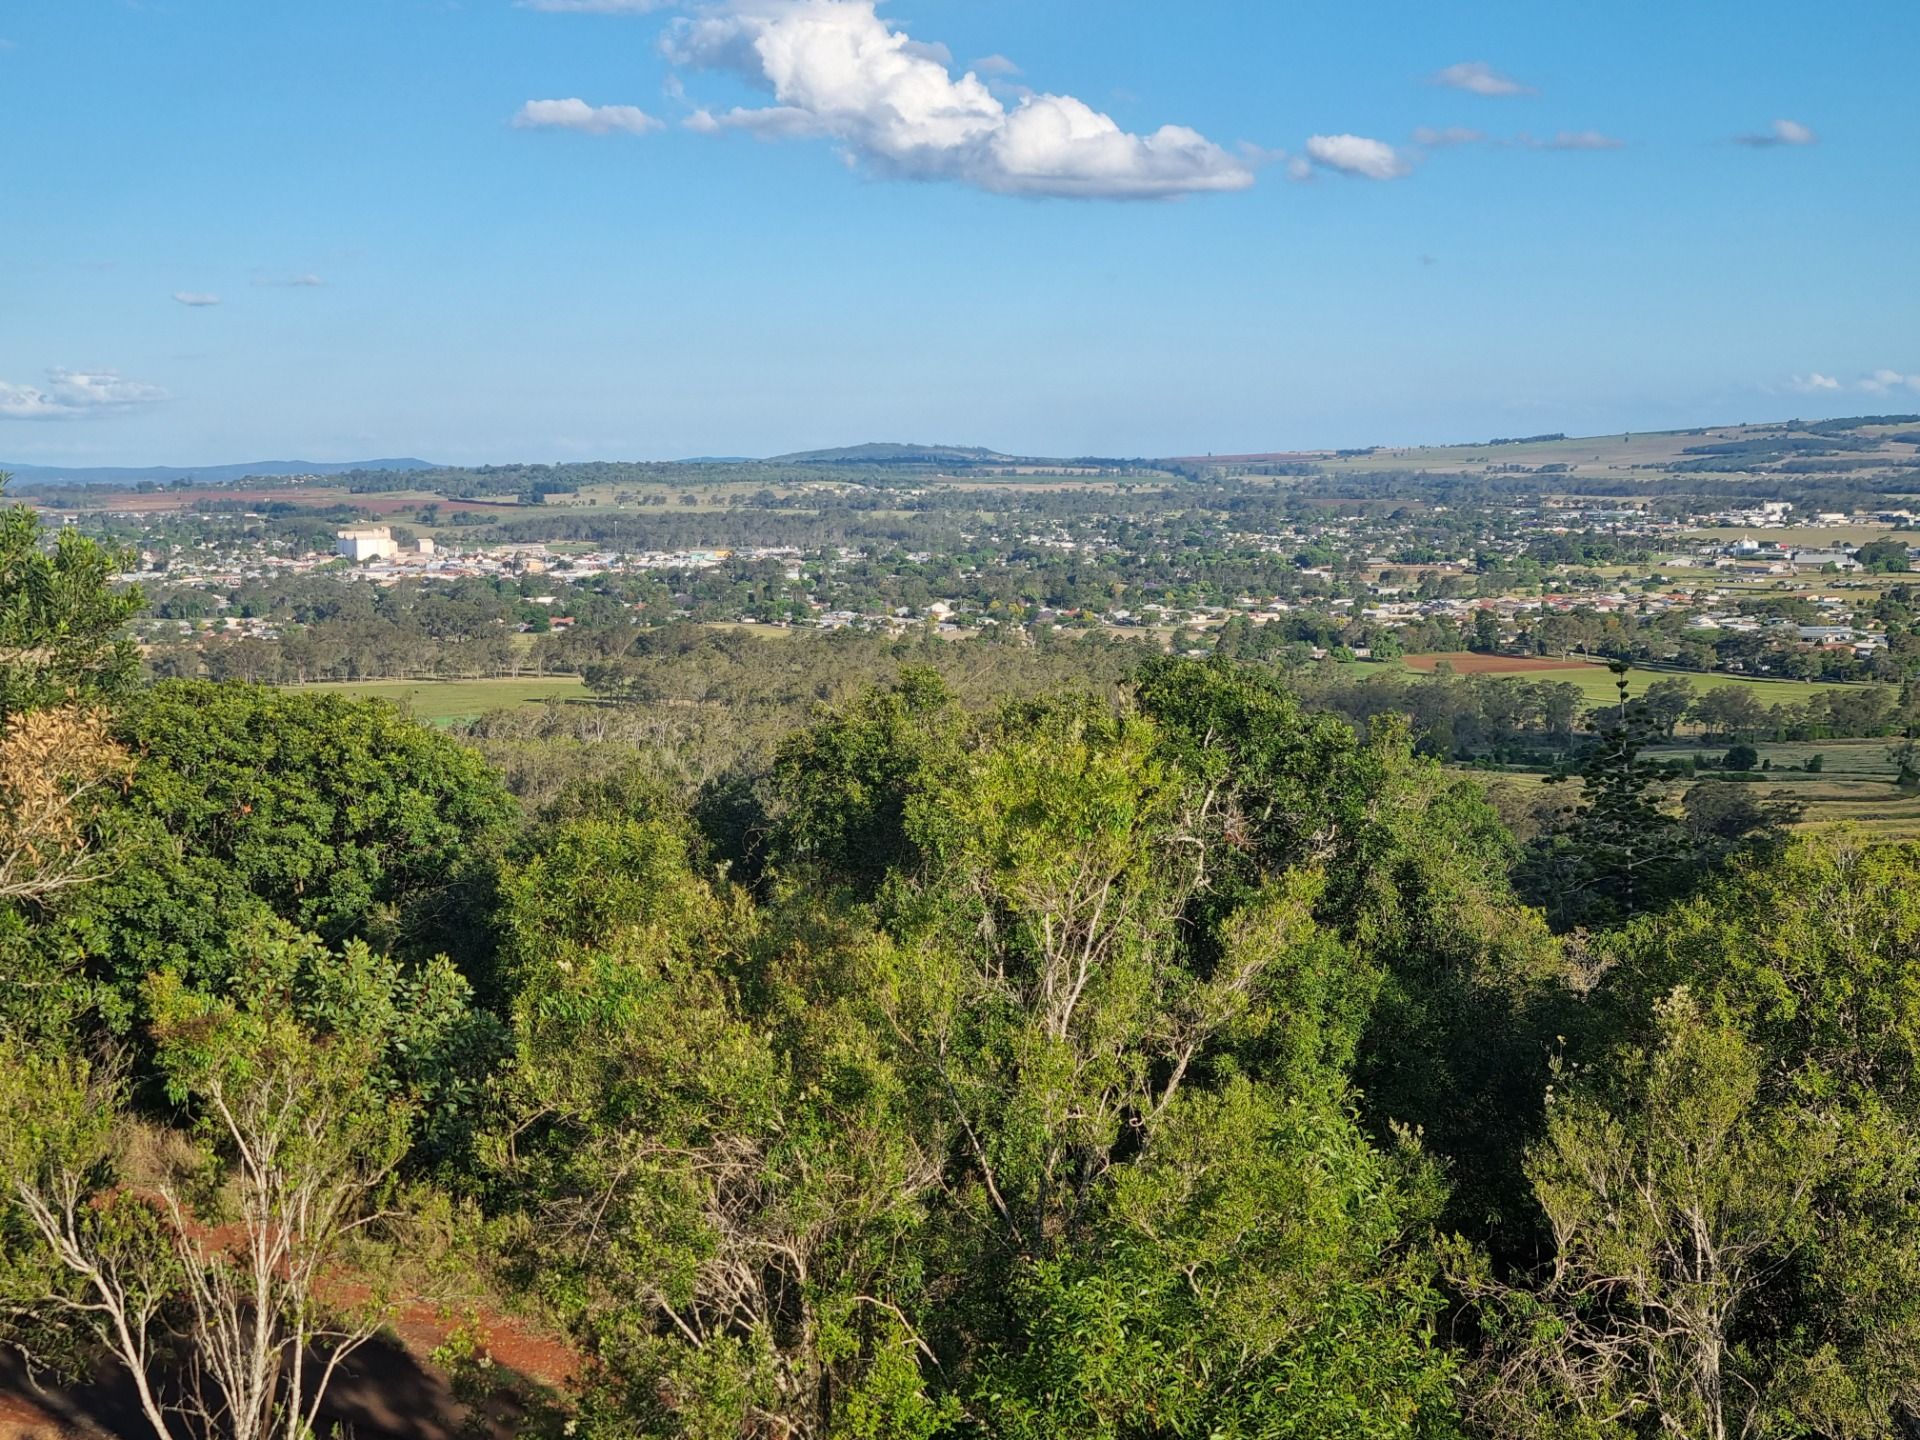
[1787, 369, 1920, 396]
[1863, 369, 1920, 396]
[254, 273, 327, 288]
[664, 0, 1251, 199]
[1303, 133, 1411, 180]
[973, 53, 1021, 77]
[1430, 60, 1535, 97]
[1521, 129, 1625, 151]
[1411, 126, 1485, 149]
[1735, 118, 1817, 148]
[172, 291, 223, 307]
[1406, 125, 1624, 155]
[0, 369, 169, 421]
[513, 98, 664, 135]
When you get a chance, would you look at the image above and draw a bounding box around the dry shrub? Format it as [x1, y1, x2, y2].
[0, 704, 134, 903]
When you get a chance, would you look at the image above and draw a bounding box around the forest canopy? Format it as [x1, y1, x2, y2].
[4, 489, 1920, 1440]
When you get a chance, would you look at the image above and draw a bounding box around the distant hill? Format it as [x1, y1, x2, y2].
[0, 457, 437, 485]
[766, 442, 1013, 466]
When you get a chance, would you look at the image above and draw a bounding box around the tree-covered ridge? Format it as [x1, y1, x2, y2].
[6, 484, 1920, 1438]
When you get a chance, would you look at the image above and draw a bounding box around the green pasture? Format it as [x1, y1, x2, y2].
[288, 675, 588, 723]
[1478, 753, 1920, 841]
[1339, 655, 1865, 710]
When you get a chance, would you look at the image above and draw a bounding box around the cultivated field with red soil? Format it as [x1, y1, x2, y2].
[1400, 651, 1596, 675]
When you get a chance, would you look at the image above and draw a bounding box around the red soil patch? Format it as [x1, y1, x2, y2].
[1401, 652, 1594, 675]
[0, 1204, 576, 1440]
[0, 1300, 576, 1440]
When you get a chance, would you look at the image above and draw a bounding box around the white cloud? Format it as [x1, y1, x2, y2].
[1522, 129, 1624, 151]
[1430, 60, 1535, 97]
[973, 53, 1020, 77]
[1862, 369, 1920, 395]
[1303, 133, 1410, 180]
[516, 0, 671, 11]
[172, 291, 222, 307]
[1736, 117, 1818, 148]
[663, 0, 1251, 199]
[1791, 373, 1842, 392]
[513, 97, 664, 135]
[0, 369, 168, 421]
[260, 273, 327, 288]
[1411, 125, 1485, 149]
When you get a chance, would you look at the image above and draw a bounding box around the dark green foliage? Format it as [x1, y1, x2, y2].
[0, 490, 142, 718]
[1457, 835, 1920, 1437]
[1517, 681, 1700, 930]
[981, 1080, 1459, 1440]
[47, 681, 515, 1014]
[1138, 658, 1571, 1239]
[478, 660, 1481, 1435]
[769, 665, 964, 897]
[1858, 536, 1912, 573]
[1518, 678, 1800, 932]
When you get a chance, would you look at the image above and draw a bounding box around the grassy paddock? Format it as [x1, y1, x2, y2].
[1340, 654, 1863, 710]
[1472, 737, 1920, 840]
[286, 676, 588, 723]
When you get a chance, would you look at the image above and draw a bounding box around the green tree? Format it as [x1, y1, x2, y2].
[0, 925, 458, 1440]
[1688, 687, 1768, 743]
[0, 478, 143, 719]
[489, 841, 950, 1439]
[885, 692, 1462, 1433]
[490, 670, 1479, 1436]
[1857, 536, 1911, 574]
[45, 681, 516, 1012]
[1639, 675, 1695, 739]
[1136, 657, 1570, 1238]
[1463, 833, 1920, 1437]
[1518, 682, 1695, 931]
[981, 1079, 1459, 1440]
[769, 666, 964, 898]
[1455, 992, 1848, 1440]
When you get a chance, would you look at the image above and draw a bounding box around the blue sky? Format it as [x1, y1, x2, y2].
[2, 0, 1916, 465]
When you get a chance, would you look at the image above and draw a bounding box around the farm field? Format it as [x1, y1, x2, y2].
[1479, 745, 1920, 841]
[1658, 740, 1920, 838]
[1348, 653, 1865, 709]
[1644, 737, 1898, 777]
[287, 675, 588, 723]
[1400, 652, 1591, 674]
[1307, 419, 1920, 484]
